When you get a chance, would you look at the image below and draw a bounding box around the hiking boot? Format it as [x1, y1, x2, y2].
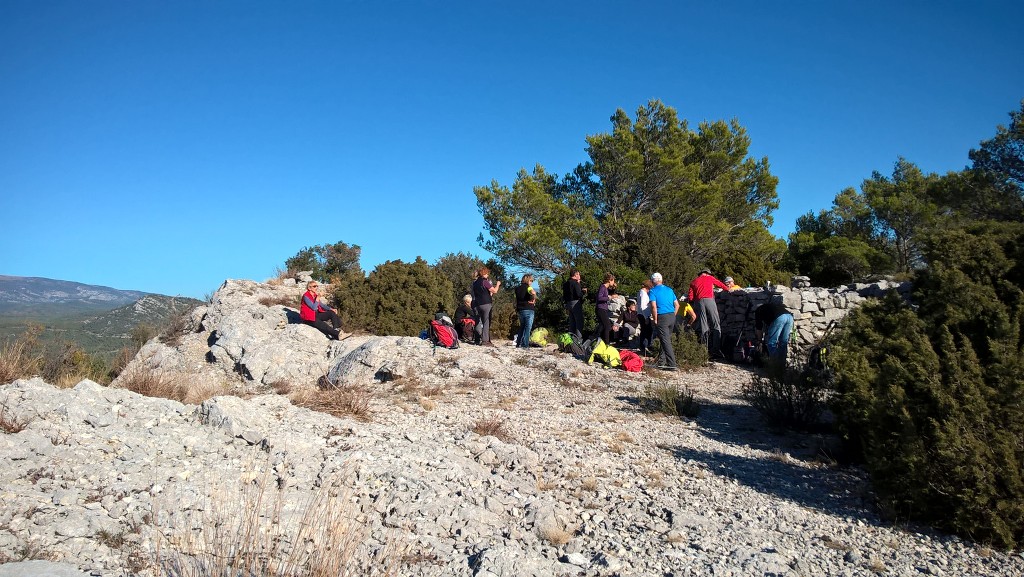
[656, 364, 677, 371]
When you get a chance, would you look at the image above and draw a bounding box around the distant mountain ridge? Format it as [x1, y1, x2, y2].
[0, 275, 148, 315]
[0, 275, 203, 359]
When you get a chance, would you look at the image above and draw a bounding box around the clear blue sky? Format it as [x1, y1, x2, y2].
[2, 1, 1022, 299]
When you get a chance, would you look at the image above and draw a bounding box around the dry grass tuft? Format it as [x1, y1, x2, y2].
[149, 459, 397, 577]
[259, 294, 299, 308]
[115, 367, 199, 403]
[769, 449, 795, 464]
[418, 398, 437, 411]
[581, 476, 599, 492]
[159, 303, 199, 347]
[468, 368, 494, 380]
[535, 472, 556, 491]
[471, 416, 510, 441]
[292, 386, 372, 422]
[646, 468, 665, 488]
[0, 336, 41, 385]
[867, 558, 887, 573]
[268, 380, 294, 395]
[537, 521, 577, 546]
[819, 535, 852, 551]
[0, 397, 33, 434]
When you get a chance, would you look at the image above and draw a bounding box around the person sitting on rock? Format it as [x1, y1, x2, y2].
[612, 299, 641, 347]
[454, 294, 477, 343]
[300, 281, 349, 340]
[723, 276, 741, 292]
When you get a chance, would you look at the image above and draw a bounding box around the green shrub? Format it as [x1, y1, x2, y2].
[742, 360, 831, 430]
[644, 383, 699, 418]
[831, 278, 1024, 548]
[670, 329, 709, 368]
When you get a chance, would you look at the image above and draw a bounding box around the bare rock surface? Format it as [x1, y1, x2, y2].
[2, 278, 1021, 576]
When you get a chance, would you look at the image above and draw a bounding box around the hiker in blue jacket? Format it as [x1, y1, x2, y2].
[648, 273, 680, 371]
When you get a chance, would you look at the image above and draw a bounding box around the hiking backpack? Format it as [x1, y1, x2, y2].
[428, 313, 459, 351]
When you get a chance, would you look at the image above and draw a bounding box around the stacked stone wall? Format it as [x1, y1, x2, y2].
[712, 277, 912, 353]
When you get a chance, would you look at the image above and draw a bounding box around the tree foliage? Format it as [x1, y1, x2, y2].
[330, 258, 454, 337]
[285, 241, 362, 282]
[475, 100, 786, 282]
[823, 103, 1024, 547]
[786, 159, 939, 285]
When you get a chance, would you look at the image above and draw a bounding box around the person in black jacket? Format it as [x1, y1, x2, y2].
[471, 267, 501, 346]
[454, 294, 477, 343]
[562, 269, 587, 338]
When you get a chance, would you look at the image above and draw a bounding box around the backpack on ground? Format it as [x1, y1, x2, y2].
[557, 332, 574, 351]
[458, 318, 476, 342]
[428, 313, 459, 351]
[529, 327, 550, 347]
[619, 349, 643, 372]
[588, 338, 622, 368]
[567, 336, 596, 360]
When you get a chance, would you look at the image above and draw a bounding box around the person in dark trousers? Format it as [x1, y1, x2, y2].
[562, 269, 586, 339]
[300, 281, 349, 340]
[637, 279, 654, 356]
[514, 273, 538, 348]
[649, 272, 680, 370]
[595, 273, 616, 344]
[454, 294, 477, 343]
[754, 299, 794, 362]
[687, 269, 729, 358]
[471, 267, 501, 346]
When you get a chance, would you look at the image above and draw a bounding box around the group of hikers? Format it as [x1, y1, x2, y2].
[298, 267, 795, 371]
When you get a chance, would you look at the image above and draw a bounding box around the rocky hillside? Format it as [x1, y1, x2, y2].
[80, 295, 203, 340]
[0, 276, 147, 315]
[0, 277, 1021, 577]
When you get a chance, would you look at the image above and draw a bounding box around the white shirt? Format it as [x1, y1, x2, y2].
[637, 288, 652, 318]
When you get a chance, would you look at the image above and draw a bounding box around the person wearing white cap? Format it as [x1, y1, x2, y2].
[648, 272, 680, 371]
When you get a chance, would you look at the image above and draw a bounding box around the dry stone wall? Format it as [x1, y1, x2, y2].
[714, 277, 912, 351]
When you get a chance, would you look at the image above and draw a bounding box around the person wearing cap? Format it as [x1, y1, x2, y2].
[648, 272, 680, 371]
[723, 276, 741, 291]
[754, 298, 794, 361]
[688, 269, 729, 358]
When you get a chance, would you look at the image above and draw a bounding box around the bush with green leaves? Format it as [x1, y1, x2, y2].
[644, 382, 699, 418]
[742, 360, 831, 430]
[829, 221, 1024, 548]
[669, 328, 710, 368]
[330, 258, 454, 337]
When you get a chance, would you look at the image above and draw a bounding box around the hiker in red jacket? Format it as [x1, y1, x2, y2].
[300, 281, 349, 340]
[687, 269, 729, 358]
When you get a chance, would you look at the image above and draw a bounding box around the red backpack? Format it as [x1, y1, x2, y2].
[429, 318, 459, 350]
[619, 350, 643, 372]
